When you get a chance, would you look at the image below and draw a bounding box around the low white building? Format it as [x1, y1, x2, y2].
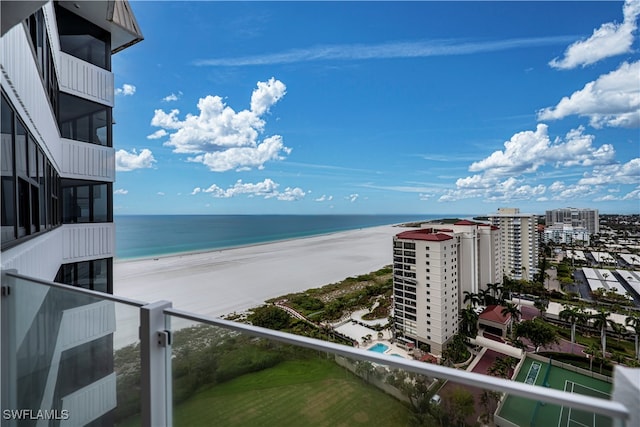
[543, 224, 591, 245]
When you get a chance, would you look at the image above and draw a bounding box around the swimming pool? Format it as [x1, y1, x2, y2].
[368, 343, 389, 353]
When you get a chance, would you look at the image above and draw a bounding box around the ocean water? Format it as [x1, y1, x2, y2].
[114, 214, 439, 260]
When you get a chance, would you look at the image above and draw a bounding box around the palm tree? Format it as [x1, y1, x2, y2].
[501, 303, 521, 339]
[559, 305, 586, 354]
[478, 289, 491, 306]
[460, 307, 479, 338]
[589, 309, 614, 358]
[463, 291, 481, 308]
[584, 343, 599, 371]
[487, 282, 503, 304]
[501, 302, 521, 322]
[534, 298, 549, 318]
[626, 315, 640, 361]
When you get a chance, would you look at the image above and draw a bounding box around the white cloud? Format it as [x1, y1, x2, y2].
[115, 83, 136, 96]
[469, 124, 614, 176]
[578, 158, 640, 186]
[545, 181, 597, 201]
[114, 188, 128, 195]
[157, 192, 165, 196]
[187, 135, 291, 172]
[193, 178, 305, 201]
[115, 148, 156, 172]
[194, 36, 576, 67]
[347, 194, 359, 203]
[150, 78, 290, 172]
[549, 0, 640, 69]
[439, 124, 622, 203]
[147, 129, 168, 140]
[162, 91, 182, 102]
[622, 187, 640, 200]
[315, 195, 333, 202]
[538, 61, 640, 128]
[251, 79, 287, 115]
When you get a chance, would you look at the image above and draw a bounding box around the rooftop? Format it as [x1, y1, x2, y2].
[395, 229, 454, 241]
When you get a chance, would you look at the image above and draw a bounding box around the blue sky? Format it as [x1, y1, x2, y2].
[111, 1, 639, 216]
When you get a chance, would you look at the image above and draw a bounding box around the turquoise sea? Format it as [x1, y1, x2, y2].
[114, 214, 444, 260]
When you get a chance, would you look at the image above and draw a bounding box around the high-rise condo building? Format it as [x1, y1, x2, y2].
[488, 208, 538, 281]
[545, 207, 599, 235]
[392, 220, 501, 354]
[1, 1, 142, 423]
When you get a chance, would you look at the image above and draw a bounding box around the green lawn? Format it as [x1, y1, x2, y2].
[119, 358, 411, 427]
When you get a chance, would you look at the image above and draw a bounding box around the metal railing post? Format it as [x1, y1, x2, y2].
[1, 269, 18, 427]
[140, 301, 172, 427]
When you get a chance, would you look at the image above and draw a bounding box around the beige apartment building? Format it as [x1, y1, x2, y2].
[488, 208, 539, 281]
[392, 220, 501, 354]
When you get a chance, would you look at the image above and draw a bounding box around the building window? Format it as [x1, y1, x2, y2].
[58, 93, 112, 146]
[55, 3, 111, 70]
[25, 9, 59, 114]
[62, 180, 112, 223]
[1, 94, 61, 249]
[55, 258, 112, 293]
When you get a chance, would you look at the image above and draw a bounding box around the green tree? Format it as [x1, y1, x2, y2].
[442, 333, 470, 365]
[248, 305, 292, 330]
[559, 304, 586, 353]
[443, 387, 475, 427]
[589, 309, 615, 358]
[463, 291, 481, 308]
[459, 307, 479, 338]
[534, 298, 549, 318]
[515, 318, 559, 352]
[626, 315, 640, 361]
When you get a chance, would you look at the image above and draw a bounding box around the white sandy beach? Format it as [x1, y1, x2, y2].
[112, 225, 409, 347]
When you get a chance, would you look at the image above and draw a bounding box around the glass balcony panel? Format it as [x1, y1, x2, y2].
[1, 274, 143, 426]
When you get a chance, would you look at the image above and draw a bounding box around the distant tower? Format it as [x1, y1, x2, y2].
[545, 207, 599, 235]
[488, 208, 538, 281]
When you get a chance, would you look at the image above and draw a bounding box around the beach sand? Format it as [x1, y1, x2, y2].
[112, 225, 409, 347]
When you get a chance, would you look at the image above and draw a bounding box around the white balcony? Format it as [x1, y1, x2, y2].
[58, 52, 114, 107]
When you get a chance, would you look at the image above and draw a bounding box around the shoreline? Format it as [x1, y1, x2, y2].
[113, 224, 411, 348]
[114, 222, 411, 264]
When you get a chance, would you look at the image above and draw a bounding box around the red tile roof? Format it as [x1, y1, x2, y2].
[479, 305, 511, 324]
[454, 220, 477, 225]
[478, 224, 499, 230]
[395, 230, 453, 241]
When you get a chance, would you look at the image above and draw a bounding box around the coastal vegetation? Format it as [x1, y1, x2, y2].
[266, 265, 393, 324]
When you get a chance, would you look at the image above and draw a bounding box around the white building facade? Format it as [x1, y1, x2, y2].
[393, 221, 501, 355]
[545, 207, 599, 235]
[488, 208, 539, 281]
[542, 224, 591, 246]
[1, 1, 142, 424]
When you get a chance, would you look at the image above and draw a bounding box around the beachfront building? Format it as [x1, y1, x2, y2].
[393, 229, 459, 354]
[424, 220, 502, 308]
[392, 221, 501, 354]
[488, 208, 539, 281]
[1, 1, 142, 423]
[542, 223, 591, 246]
[545, 207, 599, 235]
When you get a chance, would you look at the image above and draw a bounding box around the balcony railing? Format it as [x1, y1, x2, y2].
[1, 270, 632, 427]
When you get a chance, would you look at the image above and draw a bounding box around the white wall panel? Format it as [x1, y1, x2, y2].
[1, 224, 114, 279]
[60, 138, 115, 181]
[60, 373, 117, 427]
[0, 25, 62, 171]
[58, 52, 114, 107]
[61, 223, 115, 262]
[1, 229, 66, 280]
